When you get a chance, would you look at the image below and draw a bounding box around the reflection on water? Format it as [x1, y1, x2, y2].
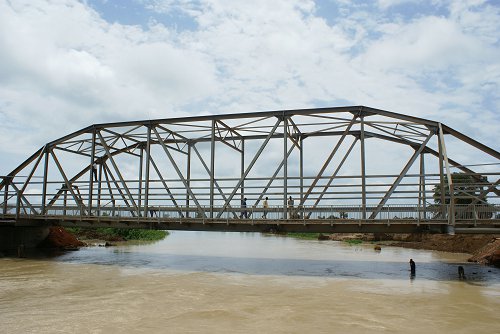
[1, 231, 499, 333]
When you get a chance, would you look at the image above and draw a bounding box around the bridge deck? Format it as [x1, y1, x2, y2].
[2, 203, 499, 234]
[2, 213, 499, 234]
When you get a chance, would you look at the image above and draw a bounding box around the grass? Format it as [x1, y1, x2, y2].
[344, 239, 363, 245]
[286, 234, 365, 245]
[286, 232, 320, 240]
[65, 227, 168, 241]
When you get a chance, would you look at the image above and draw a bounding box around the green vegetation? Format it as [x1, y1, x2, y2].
[66, 227, 168, 241]
[286, 232, 320, 240]
[344, 239, 363, 245]
[284, 233, 364, 245]
[433, 172, 488, 205]
[317, 212, 348, 220]
[432, 172, 493, 219]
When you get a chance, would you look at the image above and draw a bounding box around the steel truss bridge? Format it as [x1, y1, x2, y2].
[1, 106, 499, 234]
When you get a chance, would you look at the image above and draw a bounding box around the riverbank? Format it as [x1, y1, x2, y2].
[66, 227, 168, 244]
[37, 227, 168, 249]
[312, 232, 500, 267]
[37, 227, 86, 250]
[37, 228, 499, 267]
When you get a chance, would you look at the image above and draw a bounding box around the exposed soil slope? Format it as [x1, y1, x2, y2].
[467, 238, 500, 266]
[323, 233, 500, 267]
[37, 227, 86, 249]
[390, 234, 496, 254]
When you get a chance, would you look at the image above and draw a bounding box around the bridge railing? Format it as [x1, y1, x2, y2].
[2, 201, 499, 225]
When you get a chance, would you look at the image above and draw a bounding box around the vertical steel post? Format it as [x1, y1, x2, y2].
[97, 163, 103, 216]
[88, 130, 96, 215]
[438, 123, 455, 225]
[138, 147, 144, 216]
[143, 125, 151, 218]
[41, 147, 49, 215]
[283, 116, 288, 219]
[360, 117, 367, 219]
[186, 143, 191, 217]
[15, 186, 20, 219]
[299, 136, 304, 208]
[63, 189, 67, 216]
[437, 130, 446, 219]
[419, 152, 427, 220]
[210, 120, 215, 218]
[3, 180, 9, 215]
[241, 139, 245, 207]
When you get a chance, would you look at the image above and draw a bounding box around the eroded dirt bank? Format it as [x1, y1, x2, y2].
[321, 233, 500, 267]
[37, 227, 125, 249]
[37, 227, 86, 250]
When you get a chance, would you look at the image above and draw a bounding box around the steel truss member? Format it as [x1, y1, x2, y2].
[1, 106, 499, 230]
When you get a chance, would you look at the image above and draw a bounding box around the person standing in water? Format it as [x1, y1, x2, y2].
[409, 259, 416, 277]
[458, 266, 466, 279]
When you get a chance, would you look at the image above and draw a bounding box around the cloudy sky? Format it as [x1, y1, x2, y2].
[1, 0, 499, 174]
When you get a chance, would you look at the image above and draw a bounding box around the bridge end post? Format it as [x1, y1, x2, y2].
[0, 226, 50, 253]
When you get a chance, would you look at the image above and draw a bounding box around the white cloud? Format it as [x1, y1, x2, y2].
[0, 0, 219, 171]
[0, 0, 499, 175]
[359, 16, 479, 71]
[376, 0, 419, 10]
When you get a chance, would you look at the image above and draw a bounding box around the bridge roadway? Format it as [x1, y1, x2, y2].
[2, 205, 499, 234]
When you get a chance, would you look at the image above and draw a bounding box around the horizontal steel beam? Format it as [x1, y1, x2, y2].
[4, 216, 499, 234]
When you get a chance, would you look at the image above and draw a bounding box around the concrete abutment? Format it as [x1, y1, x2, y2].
[0, 226, 50, 252]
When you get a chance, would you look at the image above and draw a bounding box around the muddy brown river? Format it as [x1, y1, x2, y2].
[1, 231, 499, 333]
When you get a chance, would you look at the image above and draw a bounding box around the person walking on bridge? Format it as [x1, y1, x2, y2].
[287, 196, 294, 219]
[262, 197, 269, 219]
[240, 197, 248, 219]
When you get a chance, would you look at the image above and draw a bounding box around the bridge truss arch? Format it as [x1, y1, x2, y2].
[1, 106, 499, 230]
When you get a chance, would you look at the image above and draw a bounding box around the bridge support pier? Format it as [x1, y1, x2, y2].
[446, 225, 455, 235]
[0, 226, 50, 252]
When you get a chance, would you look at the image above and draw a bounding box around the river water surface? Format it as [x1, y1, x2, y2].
[1, 231, 499, 333]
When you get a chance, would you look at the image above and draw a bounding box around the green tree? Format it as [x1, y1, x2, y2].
[433, 173, 492, 219]
[433, 173, 487, 205]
